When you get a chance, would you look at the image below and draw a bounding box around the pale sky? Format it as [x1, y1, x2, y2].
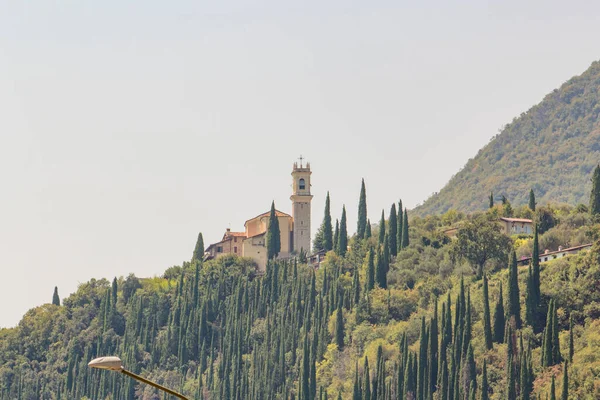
[1, 0, 599, 327]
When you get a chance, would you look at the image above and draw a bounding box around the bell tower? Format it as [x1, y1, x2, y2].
[291, 156, 313, 254]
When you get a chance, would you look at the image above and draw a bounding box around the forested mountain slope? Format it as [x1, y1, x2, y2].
[1, 197, 600, 399]
[415, 60, 600, 216]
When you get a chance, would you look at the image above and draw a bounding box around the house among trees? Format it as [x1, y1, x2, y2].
[205, 160, 313, 271]
[498, 217, 533, 235]
[518, 243, 593, 266]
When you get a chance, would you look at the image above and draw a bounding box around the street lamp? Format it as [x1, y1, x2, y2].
[88, 356, 189, 400]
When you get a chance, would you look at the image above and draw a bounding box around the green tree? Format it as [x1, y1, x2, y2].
[378, 210, 386, 245]
[489, 192, 494, 209]
[493, 283, 505, 343]
[376, 246, 387, 289]
[480, 360, 489, 400]
[397, 200, 403, 252]
[267, 201, 281, 259]
[401, 209, 409, 250]
[334, 219, 340, 253]
[335, 305, 345, 351]
[192, 232, 205, 262]
[590, 164, 600, 216]
[529, 189, 536, 211]
[569, 315, 574, 363]
[506, 354, 516, 400]
[389, 204, 398, 256]
[366, 219, 372, 238]
[507, 251, 522, 328]
[450, 215, 511, 278]
[366, 249, 375, 291]
[314, 192, 333, 252]
[561, 360, 568, 400]
[52, 287, 60, 306]
[482, 275, 493, 350]
[549, 375, 556, 400]
[357, 179, 368, 239]
[338, 206, 348, 256]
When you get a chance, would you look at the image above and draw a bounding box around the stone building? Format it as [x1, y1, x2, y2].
[205, 160, 313, 271]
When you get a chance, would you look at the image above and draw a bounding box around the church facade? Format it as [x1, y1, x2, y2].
[205, 161, 313, 271]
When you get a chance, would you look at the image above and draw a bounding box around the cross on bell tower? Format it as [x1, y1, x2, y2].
[291, 158, 313, 254]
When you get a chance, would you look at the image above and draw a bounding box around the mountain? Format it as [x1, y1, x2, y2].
[415, 60, 600, 216]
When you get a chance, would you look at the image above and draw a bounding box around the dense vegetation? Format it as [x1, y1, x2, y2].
[2, 178, 600, 399]
[415, 60, 600, 216]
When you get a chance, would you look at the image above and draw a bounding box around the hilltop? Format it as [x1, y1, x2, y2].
[1, 194, 600, 399]
[415, 60, 600, 216]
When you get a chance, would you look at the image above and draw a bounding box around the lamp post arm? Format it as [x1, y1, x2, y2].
[120, 368, 189, 400]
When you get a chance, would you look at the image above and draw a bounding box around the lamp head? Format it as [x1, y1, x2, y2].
[88, 356, 123, 371]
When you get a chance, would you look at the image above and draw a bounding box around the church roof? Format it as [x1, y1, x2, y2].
[244, 209, 292, 226]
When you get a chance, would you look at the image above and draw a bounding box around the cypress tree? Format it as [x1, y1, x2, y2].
[315, 192, 334, 252]
[389, 204, 398, 256]
[507, 251, 522, 328]
[353, 362, 361, 400]
[549, 375, 556, 400]
[568, 315, 574, 363]
[267, 201, 281, 259]
[363, 357, 371, 400]
[529, 189, 536, 211]
[353, 266, 361, 306]
[335, 304, 345, 351]
[376, 246, 387, 289]
[590, 164, 600, 216]
[480, 360, 489, 400]
[525, 263, 535, 328]
[532, 226, 540, 299]
[489, 192, 494, 209]
[506, 354, 516, 400]
[357, 179, 368, 239]
[192, 232, 205, 262]
[482, 275, 493, 350]
[401, 209, 409, 249]
[551, 302, 561, 365]
[334, 219, 340, 254]
[365, 219, 372, 239]
[520, 351, 531, 400]
[338, 206, 348, 257]
[366, 249, 375, 291]
[493, 283, 505, 343]
[52, 286, 60, 306]
[378, 210, 386, 245]
[561, 360, 568, 400]
[397, 200, 403, 254]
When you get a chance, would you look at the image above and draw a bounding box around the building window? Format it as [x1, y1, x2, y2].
[299, 178, 305, 190]
[217, 246, 223, 253]
[234, 237, 237, 242]
[234, 246, 237, 253]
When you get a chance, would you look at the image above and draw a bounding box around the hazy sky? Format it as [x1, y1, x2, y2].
[1, 1, 599, 328]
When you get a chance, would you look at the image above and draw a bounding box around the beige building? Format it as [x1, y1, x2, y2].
[498, 217, 533, 235]
[205, 160, 313, 271]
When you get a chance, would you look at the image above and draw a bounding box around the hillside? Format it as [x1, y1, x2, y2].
[1, 197, 599, 399]
[415, 60, 600, 216]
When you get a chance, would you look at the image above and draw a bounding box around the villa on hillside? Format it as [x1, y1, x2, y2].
[204, 160, 313, 271]
[498, 217, 533, 235]
[442, 217, 534, 239]
[517, 243, 593, 266]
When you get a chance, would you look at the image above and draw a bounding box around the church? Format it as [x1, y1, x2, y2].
[205, 160, 313, 271]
